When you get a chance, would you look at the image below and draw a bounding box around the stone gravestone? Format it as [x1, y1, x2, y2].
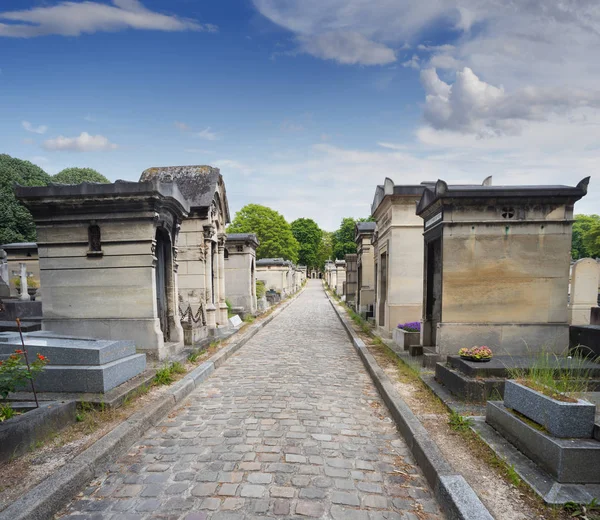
[0, 249, 9, 298]
[569, 258, 600, 326]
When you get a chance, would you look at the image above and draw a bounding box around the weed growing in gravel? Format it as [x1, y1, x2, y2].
[448, 411, 474, 432]
[187, 348, 203, 363]
[154, 361, 185, 386]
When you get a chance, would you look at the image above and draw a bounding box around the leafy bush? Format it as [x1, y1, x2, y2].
[0, 349, 49, 399]
[0, 402, 18, 422]
[256, 280, 266, 299]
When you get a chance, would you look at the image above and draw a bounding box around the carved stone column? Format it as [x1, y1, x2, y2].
[217, 233, 228, 325]
[203, 226, 216, 329]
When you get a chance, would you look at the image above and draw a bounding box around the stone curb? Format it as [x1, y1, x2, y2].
[326, 294, 494, 520]
[0, 288, 305, 520]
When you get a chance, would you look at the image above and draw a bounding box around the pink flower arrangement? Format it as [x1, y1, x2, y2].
[459, 346, 493, 360]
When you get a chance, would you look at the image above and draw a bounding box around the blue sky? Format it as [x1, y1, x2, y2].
[1, 0, 599, 230]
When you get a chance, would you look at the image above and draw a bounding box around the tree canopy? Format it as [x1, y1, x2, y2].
[331, 217, 373, 259]
[316, 231, 333, 270]
[52, 167, 110, 184]
[572, 214, 600, 260]
[0, 154, 51, 244]
[291, 218, 323, 269]
[227, 204, 299, 262]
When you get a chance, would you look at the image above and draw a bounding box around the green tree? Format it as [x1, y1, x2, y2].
[0, 154, 51, 244]
[291, 218, 323, 269]
[227, 204, 299, 262]
[316, 231, 333, 269]
[582, 221, 600, 258]
[52, 167, 110, 184]
[332, 216, 374, 260]
[572, 214, 600, 259]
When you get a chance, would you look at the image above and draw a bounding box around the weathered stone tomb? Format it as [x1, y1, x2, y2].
[416, 177, 589, 356]
[224, 233, 259, 315]
[140, 166, 230, 345]
[355, 221, 375, 316]
[16, 180, 189, 360]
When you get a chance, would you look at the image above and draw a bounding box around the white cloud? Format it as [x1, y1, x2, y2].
[175, 121, 191, 132]
[298, 31, 395, 66]
[0, 0, 217, 38]
[421, 67, 600, 136]
[43, 132, 118, 152]
[197, 127, 218, 141]
[253, 0, 600, 138]
[213, 159, 255, 176]
[401, 54, 420, 70]
[22, 121, 47, 134]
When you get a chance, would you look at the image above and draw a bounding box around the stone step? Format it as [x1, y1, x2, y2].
[0, 333, 136, 366]
[435, 362, 505, 403]
[17, 354, 147, 393]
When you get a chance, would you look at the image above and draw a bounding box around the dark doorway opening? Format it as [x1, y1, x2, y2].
[378, 253, 387, 327]
[425, 238, 442, 346]
[155, 228, 170, 342]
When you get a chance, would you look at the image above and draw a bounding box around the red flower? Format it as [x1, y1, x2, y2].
[37, 354, 46, 361]
[14, 349, 24, 354]
[0, 361, 3, 366]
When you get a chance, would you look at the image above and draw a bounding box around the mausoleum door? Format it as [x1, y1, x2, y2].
[379, 253, 387, 327]
[425, 239, 442, 346]
[155, 229, 169, 341]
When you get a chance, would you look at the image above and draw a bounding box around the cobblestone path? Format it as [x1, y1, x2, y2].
[60, 281, 444, 520]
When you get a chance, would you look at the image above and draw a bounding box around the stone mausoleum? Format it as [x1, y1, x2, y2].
[16, 180, 189, 360]
[225, 233, 259, 316]
[256, 258, 294, 297]
[355, 221, 376, 316]
[416, 177, 590, 356]
[140, 166, 231, 346]
[371, 179, 429, 337]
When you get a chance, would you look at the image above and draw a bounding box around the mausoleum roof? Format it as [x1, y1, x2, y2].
[356, 221, 376, 233]
[140, 165, 230, 222]
[226, 233, 259, 247]
[416, 177, 590, 215]
[15, 180, 190, 217]
[256, 258, 293, 267]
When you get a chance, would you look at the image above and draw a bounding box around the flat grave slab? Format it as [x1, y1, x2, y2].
[448, 355, 600, 379]
[0, 320, 41, 333]
[0, 334, 136, 366]
[1, 332, 146, 394]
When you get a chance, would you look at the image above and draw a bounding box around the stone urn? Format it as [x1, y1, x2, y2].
[27, 287, 38, 301]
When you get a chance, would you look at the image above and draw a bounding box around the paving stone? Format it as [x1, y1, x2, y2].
[299, 487, 327, 499]
[295, 500, 326, 517]
[191, 483, 218, 497]
[247, 472, 273, 484]
[270, 486, 295, 498]
[59, 283, 442, 520]
[218, 483, 239, 496]
[273, 499, 291, 515]
[332, 491, 360, 506]
[240, 484, 266, 498]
